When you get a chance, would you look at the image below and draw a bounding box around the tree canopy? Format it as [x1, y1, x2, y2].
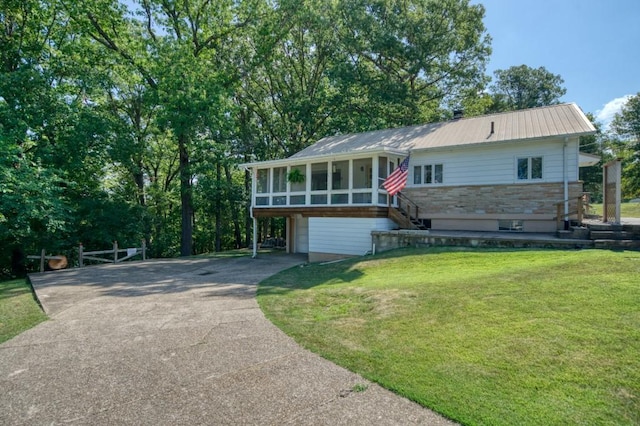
[488, 64, 566, 111]
[610, 93, 640, 198]
[14, 0, 618, 276]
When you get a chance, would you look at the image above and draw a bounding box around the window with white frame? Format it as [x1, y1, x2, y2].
[517, 157, 543, 180]
[272, 167, 287, 192]
[257, 169, 270, 193]
[415, 164, 444, 184]
[413, 166, 422, 184]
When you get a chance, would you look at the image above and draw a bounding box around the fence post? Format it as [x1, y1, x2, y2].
[142, 239, 146, 261]
[40, 248, 46, 273]
[577, 196, 584, 224]
[79, 243, 84, 267]
[113, 241, 118, 263]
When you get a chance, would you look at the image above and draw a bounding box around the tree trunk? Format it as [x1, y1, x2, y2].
[244, 168, 252, 248]
[133, 167, 146, 206]
[179, 134, 193, 257]
[224, 163, 242, 248]
[215, 159, 222, 252]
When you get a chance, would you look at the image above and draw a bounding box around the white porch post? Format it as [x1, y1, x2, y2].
[563, 138, 569, 230]
[252, 217, 258, 258]
[286, 217, 292, 254]
[305, 163, 311, 205]
[372, 156, 379, 204]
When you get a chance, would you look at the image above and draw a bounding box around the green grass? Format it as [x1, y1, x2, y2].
[0, 279, 47, 344]
[590, 202, 640, 218]
[258, 248, 640, 425]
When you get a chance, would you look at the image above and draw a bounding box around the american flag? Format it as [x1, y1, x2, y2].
[383, 155, 410, 196]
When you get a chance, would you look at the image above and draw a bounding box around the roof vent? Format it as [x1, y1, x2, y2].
[453, 109, 464, 120]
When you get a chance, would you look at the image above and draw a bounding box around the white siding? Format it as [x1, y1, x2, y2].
[408, 138, 580, 187]
[309, 217, 395, 256]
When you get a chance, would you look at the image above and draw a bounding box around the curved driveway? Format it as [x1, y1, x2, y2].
[1, 254, 453, 425]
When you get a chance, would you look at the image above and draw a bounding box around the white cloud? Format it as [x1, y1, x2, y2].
[596, 95, 632, 130]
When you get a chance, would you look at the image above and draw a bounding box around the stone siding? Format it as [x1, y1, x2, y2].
[403, 182, 584, 217]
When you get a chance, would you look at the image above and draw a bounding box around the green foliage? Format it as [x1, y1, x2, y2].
[489, 65, 566, 112]
[1, 0, 495, 268]
[579, 113, 605, 202]
[286, 168, 305, 183]
[611, 93, 640, 198]
[612, 93, 640, 140]
[239, 0, 491, 159]
[259, 248, 640, 425]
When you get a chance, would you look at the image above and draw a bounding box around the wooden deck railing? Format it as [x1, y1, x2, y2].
[388, 192, 422, 229]
[396, 192, 419, 219]
[555, 193, 590, 230]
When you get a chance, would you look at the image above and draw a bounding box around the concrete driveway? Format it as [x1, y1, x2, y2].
[1, 254, 453, 425]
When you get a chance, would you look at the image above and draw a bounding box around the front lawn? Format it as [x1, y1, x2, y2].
[258, 248, 640, 425]
[0, 279, 47, 344]
[589, 202, 640, 218]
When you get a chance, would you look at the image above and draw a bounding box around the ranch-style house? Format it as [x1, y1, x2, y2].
[242, 103, 597, 261]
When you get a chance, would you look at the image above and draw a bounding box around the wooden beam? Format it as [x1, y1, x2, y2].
[252, 206, 389, 218]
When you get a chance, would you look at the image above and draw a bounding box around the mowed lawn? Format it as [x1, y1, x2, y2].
[258, 248, 640, 425]
[590, 202, 640, 218]
[0, 279, 47, 344]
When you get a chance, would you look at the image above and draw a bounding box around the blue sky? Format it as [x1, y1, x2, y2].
[475, 0, 639, 128]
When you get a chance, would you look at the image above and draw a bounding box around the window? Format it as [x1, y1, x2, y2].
[311, 162, 328, 190]
[353, 193, 372, 204]
[289, 165, 306, 192]
[311, 194, 327, 204]
[272, 167, 287, 192]
[416, 164, 444, 185]
[498, 219, 523, 231]
[353, 158, 372, 189]
[331, 160, 349, 190]
[331, 193, 349, 204]
[290, 195, 305, 205]
[257, 169, 269, 193]
[379, 156, 388, 180]
[434, 164, 443, 183]
[413, 166, 422, 184]
[517, 157, 543, 180]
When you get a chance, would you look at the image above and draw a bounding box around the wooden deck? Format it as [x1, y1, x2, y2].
[252, 206, 389, 218]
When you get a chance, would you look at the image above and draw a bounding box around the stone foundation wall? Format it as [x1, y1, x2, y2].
[371, 230, 594, 253]
[403, 182, 584, 216]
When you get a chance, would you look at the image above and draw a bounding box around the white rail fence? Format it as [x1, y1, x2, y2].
[79, 241, 147, 267]
[27, 240, 147, 272]
[26, 250, 67, 273]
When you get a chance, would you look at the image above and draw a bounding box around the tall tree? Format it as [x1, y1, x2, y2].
[338, 0, 491, 125]
[610, 93, 640, 198]
[64, 0, 289, 256]
[0, 0, 82, 276]
[239, 0, 492, 161]
[489, 65, 566, 111]
[579, 113, 605, 202]
[1, 0, 146, 275]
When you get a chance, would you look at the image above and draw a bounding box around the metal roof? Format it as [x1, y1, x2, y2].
[289, 103, 596, 160]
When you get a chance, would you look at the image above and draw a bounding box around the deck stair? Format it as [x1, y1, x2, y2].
[587, 222, 640, 249]
[388, 205, 428, 230]
[388, 193, 428, 230]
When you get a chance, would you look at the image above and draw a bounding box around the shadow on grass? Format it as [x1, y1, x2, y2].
[257, 246, 566, 297]
[0, 279, 32, 301]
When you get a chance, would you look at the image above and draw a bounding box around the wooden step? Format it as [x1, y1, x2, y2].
[587, 223, 624, 232]
[593, 239, 640, 249]
[590, 230, 636, 240]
